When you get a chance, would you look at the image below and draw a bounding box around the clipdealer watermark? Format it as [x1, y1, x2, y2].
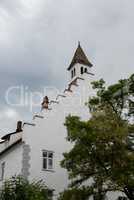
[5, 86, 59, 112]
[5, 85, 88, 112]
[4, 82, 134, 114]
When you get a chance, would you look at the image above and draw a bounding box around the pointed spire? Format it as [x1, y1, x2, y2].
[67, 42, 93, 70]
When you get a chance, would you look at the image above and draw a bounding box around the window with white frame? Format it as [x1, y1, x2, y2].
[42, 151, 54, 170]
[0, 162, 5, 181]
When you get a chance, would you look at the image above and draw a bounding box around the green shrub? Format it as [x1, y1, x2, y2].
[0, 176, 52, 200]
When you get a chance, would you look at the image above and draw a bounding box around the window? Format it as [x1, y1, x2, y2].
[71, 70, 73, 78]
[74, 68, 76, 77]
[42, 151, 54, 171]
[0, 162, 5, 181]
[80, 66, 84, 74]
[84, 68, 87, 73]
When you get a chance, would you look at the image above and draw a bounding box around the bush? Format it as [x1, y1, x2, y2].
[0, 176, 52, 200]
[58, 187, 92, 200]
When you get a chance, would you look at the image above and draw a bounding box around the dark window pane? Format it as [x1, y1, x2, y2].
[48, 152, 53, 158]
[43, 158, 47, 169]
[85, 68, 87, 73]
[0, 162, 5, 180]
[48, 159, 53, 169]
[71, 70, 73, 78]
[74, 68, 76, 76]
[81, 67, 83, 74]
[43, 152, 47, 157]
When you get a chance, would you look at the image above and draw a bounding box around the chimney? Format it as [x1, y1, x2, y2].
[16, 121, 22, 132]
[41, 96, 49, 109]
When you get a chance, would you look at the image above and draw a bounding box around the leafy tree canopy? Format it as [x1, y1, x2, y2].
[61, 74, 134, 200]
[89, 74, 134, 119]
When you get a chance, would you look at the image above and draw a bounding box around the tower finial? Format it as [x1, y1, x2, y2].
[78, 41, 80, 46]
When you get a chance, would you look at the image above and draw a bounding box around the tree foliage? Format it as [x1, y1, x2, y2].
[58, 187, 91, 200]
[89, 74, 134, 119]
[89, 74, 134, 152]
[60, 74, 134, 200]
[0, 176, 52, 200]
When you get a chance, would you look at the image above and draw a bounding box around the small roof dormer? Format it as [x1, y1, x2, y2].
[67, 42, 93, 71]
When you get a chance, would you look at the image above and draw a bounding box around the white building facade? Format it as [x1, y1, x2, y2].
[0, 44, 126, 200]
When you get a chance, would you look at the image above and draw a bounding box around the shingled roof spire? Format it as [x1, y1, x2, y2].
[67, 42, 93, 71]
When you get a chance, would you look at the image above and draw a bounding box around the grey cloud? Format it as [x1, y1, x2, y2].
[0, 0, 134, 132]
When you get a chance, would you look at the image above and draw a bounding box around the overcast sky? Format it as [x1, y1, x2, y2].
[0, 0, 134, 135]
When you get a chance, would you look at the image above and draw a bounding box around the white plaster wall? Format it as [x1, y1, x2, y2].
[68, 63, 93, 82]
[22, 72, 126, 199]
[22, 73, 95, 199]
[0, 142, 23, 186]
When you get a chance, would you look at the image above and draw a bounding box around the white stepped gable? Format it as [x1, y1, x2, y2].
[21, 73, 93, 199]
[30, 75, 91, 128]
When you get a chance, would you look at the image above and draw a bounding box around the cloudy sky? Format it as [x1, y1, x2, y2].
[0, 0, 134, 135]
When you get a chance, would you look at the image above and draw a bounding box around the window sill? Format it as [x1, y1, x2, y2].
[42, 169, 55, 173]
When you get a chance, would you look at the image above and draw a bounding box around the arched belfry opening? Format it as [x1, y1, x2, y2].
[80, 66, 84, 75]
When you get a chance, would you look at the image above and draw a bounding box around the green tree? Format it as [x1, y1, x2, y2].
[0, 176, 52, 200]
[60, 74, 134, 200]
[89, 74, 134, 120]
[88, 74, 134, 198]
[58, 187, 91, 200]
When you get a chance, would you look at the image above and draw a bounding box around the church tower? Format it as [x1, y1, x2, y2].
[67, 42, 93, 81]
